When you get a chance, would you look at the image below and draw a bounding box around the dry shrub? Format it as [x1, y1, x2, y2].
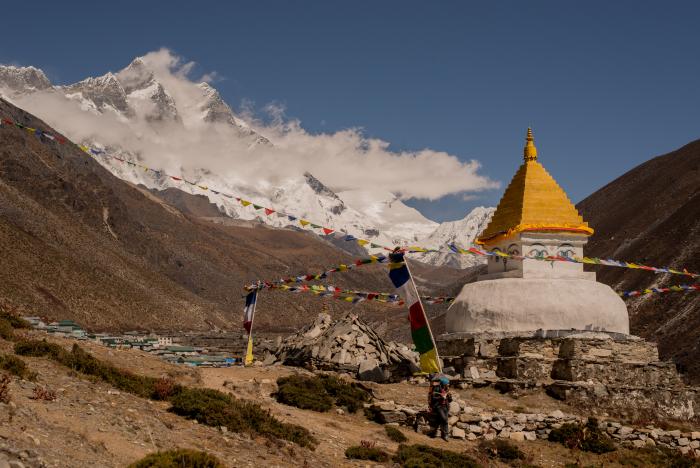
[128, 448, 225, 468]
[0, 373, 10, 404]
[345, 445, 390, 462]
[549, 417, 616, 454]
[275, 374, 370, 413]
[153, 377, 177, 400]
[393, 444, 480, 468]
[31, 386, 56, 401]
[385, 425, 408, 443]
[0, 354, 33, 380]
[360, 439, 376, 448]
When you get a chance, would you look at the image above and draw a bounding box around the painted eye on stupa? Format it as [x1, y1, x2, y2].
[558, 244, 575, 258]
[528, 248, 547, 258]
[559, 249, 575, 258]
[507, 244, 519, 256]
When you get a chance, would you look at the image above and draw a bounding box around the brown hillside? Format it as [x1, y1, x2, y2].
[0, 98, 458, 337]
[577, 139, 700, 381]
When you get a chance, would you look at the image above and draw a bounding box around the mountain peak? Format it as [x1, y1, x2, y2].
[0, 64, 52, 94]
[116, 57, 156, 94]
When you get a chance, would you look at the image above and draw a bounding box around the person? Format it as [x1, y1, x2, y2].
[428, 375, 452, 440]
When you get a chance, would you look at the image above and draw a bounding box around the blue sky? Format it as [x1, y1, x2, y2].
[2, 1, 699, 221]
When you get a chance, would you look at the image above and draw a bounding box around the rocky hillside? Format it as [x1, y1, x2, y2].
[577, 139, 700, 382]
[0, 98, 462, 335]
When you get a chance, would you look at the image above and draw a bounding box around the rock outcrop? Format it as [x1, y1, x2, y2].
[264, 313, 420, 382]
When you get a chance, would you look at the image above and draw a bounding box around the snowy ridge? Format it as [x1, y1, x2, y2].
[412, 206, 495, 268]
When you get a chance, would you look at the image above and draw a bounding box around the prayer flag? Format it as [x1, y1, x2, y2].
[171, 176, 182, 181]
[264, 208, 275, 216]
[299, 219, 310, 227]
[357, 239, 369, 246]
[322, 228, 334, 235]
[253, 204, 263, 210]
[241, 200, 252, 207]
[388, 251, 441, 374]
[243, 290, 258, 366]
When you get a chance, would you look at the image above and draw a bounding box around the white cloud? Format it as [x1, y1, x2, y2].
[4, 48, 499, 202]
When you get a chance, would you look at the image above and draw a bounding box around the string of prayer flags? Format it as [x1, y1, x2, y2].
[449, 243, 699, 279]
[244, 254, 390, 290]
[620, 284, 699, 298]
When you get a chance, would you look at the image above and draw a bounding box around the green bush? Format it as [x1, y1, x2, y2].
[0, 309, 30, 329]
[128, 449, 224, 468]
[345, 445, 390, 462]
[0, 354, 32, 379]
[393, 444, 480, 468]
[386, 425, 408, 443]
[275, 374, 370, 413]
[276, 374, 333, 412]
[14, 339, 66, 359]
[169, 387, 317, 448]
[479, 438, 524, 460]
[0, 320, 13, 341]
[549, 418, 616, 454]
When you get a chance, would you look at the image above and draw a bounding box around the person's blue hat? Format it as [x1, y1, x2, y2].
[439, 376, 450, 385]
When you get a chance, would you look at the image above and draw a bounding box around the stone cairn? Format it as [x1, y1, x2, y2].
[263, 313, 420, 382]
[366, 400, 700, 456]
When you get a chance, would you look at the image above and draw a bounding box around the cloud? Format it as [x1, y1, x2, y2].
[3, 48, 499, 202]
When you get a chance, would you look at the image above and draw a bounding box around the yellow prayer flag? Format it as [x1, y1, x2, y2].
[244, 334, 254, 366]
[241, 200, 251, 207]
[299, 219, 310, 227]
[357, 239, 369, 246]
[198, 185, 208, 190]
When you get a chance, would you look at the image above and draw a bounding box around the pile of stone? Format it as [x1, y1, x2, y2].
[366, 399, 700, 456]
[262, 313, 420, 382]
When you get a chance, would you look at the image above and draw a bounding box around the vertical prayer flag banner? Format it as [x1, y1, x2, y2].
[243, 290, 258, 366]
[388, 251, 441, 374]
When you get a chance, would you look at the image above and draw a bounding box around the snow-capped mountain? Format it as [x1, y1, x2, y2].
[0, 65, 51, 94]
[412, 206, 494, 268]
[0, 57, 491, 266]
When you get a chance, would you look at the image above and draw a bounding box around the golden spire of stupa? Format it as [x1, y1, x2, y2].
[476, 128, 594, 245]
[523, 127, 537, 161]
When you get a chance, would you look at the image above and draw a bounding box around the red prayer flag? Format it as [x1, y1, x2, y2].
[264, 208, 275, 216]
[322, 228, 334, 235]
[171, 176, 182, 181]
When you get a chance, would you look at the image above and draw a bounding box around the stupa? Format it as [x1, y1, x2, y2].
[445, 129, 629, 336]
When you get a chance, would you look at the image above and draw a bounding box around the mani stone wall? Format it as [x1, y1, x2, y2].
[437, 331, 700, 422]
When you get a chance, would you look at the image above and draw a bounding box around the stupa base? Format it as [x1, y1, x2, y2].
[445, 278, 630, 335]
